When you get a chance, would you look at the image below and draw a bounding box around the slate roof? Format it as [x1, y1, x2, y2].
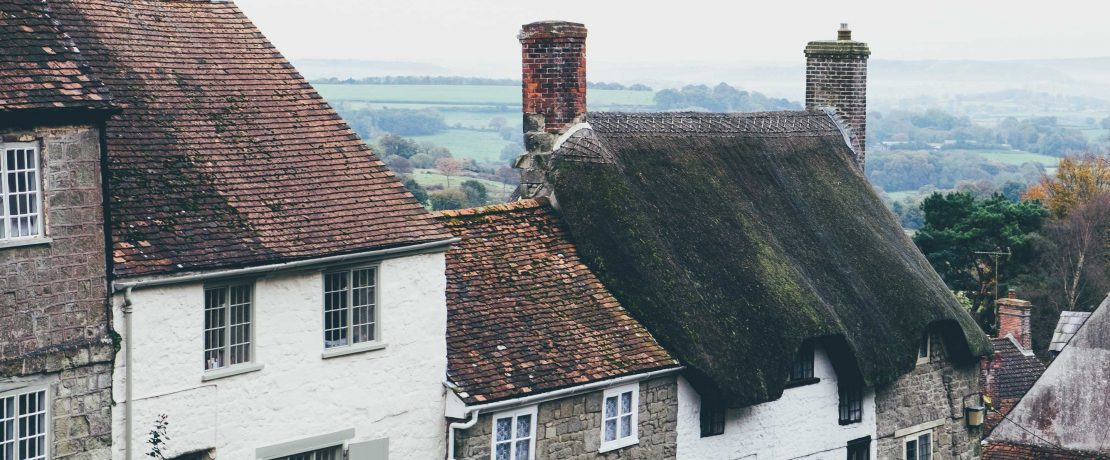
[0, 0, 113, 113]
[545, 111, 991, 407]
[987, 295, 1110, 453]
[985, 337, 1046, 400]
[436, 199, 679, 404]
[1049, 311, 1092, 353]
[41, 0, 450, 277]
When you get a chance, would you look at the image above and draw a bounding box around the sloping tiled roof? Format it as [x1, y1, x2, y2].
[43, 0, 450, 277]
[1050, 311, 1092, 353]
[986, 337, 1046, 400]
[544, 111, 991, 407]
[0, 0, 113, 113]
[987, 296, 1110, 453]
[983, 441, 1108, 460]
[436, 199, 678, 404]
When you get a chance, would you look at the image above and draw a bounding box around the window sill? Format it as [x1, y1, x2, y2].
[783, 377, 821, 389]
[839, 419, 863, 426]
[0, 237, 52, 250]
[201, 363, 263, 382]
[599, 437, 638, 453]
[321, 341, 388, 359]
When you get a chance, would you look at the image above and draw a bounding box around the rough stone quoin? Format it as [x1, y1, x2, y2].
[805, 23, 870, 170]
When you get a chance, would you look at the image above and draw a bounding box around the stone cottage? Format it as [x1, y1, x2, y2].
[983, 295, 1110, 459]
[509, 20, 991, 460]
[3, 0, 458, 458]
[436, 199, 681, 460]
[0, 1, 118, 457]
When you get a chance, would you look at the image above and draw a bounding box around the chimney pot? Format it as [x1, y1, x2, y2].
[1008, 289, 1017, 299]
[838, 23, 851, 41]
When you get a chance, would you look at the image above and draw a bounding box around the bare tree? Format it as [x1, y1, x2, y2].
[1041, 192, 1110, 311]
[435, 158, 463, 188]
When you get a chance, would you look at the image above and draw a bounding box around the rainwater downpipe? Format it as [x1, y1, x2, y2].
[121, 285, 135, 460]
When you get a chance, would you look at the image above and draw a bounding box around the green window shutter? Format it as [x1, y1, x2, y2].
[348, 438, 388, 460]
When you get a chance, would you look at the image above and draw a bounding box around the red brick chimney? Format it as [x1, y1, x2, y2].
[805, 23, 869, 170]
[996, 290, 1033, 350]
[519, 21, 587, 134]
[515, 20, 587, 198]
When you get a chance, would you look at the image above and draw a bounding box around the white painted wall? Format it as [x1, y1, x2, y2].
[676, 346, 876, 460]
[111, 252, 448, 459]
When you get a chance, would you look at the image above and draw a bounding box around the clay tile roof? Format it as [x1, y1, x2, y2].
[987, 337, 1046, 400]
[42, 0, 450, 277]
[0, 0, 113, 113]
[436, 199, 678, 404]
[1049, 311, 1092, 353]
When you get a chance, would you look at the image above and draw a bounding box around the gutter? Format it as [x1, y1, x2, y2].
[445, 366, 683, 460]
[111, 238, 459, 292]
[114, 237, 457, 460]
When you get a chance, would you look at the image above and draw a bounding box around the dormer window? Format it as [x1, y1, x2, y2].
[917, 332, 931, 365]
[839, 380, 863, 425]
[785, 341, 818, 387]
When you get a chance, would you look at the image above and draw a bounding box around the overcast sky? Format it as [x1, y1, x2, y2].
[236, 0, 1110, 78]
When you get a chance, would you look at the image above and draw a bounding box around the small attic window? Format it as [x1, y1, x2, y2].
[785, 341, 818, 388]
[838, 381, 863, 425]
[916, 331, 931, 365]
[699, 396, 725, 437]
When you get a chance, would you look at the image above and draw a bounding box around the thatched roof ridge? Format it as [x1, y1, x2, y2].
[546, 111, 990, 407]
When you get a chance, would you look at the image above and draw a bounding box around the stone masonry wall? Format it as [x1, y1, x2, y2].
[0, 125, 114, 459]
[805, 42, 869, 169]
[875, 331, 982, 460]
[454, 376, 678, 460]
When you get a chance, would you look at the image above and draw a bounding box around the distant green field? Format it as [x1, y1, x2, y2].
[408, 169, 513, 201]
[409, 129, 513, 163]
[967, 150, 1059, 167]
[886, 190, 926, 202]
[313, 84, 655, 108]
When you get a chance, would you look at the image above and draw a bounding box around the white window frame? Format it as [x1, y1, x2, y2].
[1, 142, 45, 243]
[203, 281, 256, 374]
[321, 265, 381, 351]
[1, 383, 50, 460]
[902, 429, 932, 460]
[916, 332, 932, 365]
[599, 383, 639, 453]
[490, 405, 537, 460]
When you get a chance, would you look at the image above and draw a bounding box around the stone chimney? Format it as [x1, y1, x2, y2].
[805, 23, 870, 169]
[997, 290, 1033, 350]
[515, 20, 587, 198]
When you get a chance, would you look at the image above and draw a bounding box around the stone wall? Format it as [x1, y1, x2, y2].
[804, 34, 869, 169]
[875, 331, 982, 460]
[454, 376, 678, 460]
[0, 124, 113, 459]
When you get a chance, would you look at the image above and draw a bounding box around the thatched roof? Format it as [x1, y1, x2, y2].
[545, 111, 990, 407]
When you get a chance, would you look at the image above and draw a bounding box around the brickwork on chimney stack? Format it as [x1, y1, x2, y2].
[805, 26, 869, 170]
[997, 297, 1033, 350]
[515, 21, 587, 199]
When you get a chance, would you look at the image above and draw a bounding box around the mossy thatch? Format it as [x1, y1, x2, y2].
[547, 111, 991, 407]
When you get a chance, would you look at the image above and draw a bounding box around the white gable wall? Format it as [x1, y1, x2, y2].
[675, 346, 876, 459]
[110, 252, 447, 459]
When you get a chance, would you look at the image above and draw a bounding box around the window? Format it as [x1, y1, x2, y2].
[847, 436, 871, 460]
[491, 406, 536, 460]
[1, 143, 43, 242]
[838, 381, 862, 425]
[1, 387, 48, 460]
[699, 399, 725, 437]
[272, 446, 342, 460]
[600, 384, 638, 452]
[204, 283, 253, 370]
[786, 341, 816, 386]
[916, 332, 931, 365]
[903, 431, 931, 460]
[323, 267, 378, 349]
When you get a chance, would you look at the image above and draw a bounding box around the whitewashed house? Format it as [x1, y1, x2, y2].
[27, 1, 456, 459]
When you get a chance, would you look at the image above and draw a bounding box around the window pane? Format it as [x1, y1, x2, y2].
[918, 434, 931, 459]
[919, 334, 929, 359]
[516, 414, 531, 439]
[604, 396, 617, 418]
[494, 443, 510, 460]
[905, 440, 917, 460]
[228, 284, 252, 365]
[620, 414, 632, 438]
[495, 417, 512, 442]
[351, 268, 375, 344]
[324, 272, 350, 348]
[204, 287, 228, 369]
[603, 419, 617, 442]
[620, 392, 632, 415]
[514, 440, 529, 460]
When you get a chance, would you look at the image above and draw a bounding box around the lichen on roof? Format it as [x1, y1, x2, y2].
[547, 111, 991, 407]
